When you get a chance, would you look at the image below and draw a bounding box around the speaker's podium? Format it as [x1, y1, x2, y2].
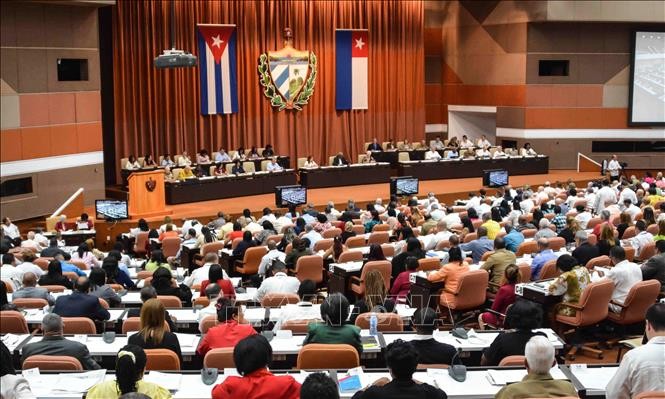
[127, 170, 172, 219]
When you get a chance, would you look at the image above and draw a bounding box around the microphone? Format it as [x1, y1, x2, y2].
[448, 348, 467, 382]
[442, 279, 468, 339]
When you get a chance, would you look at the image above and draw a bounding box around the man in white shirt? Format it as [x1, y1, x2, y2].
[215, 149, 231, 163]
[184, 253, 228, 287]
[373, 198, 386, 214]
[574, 205, 593, 229]
[254, 262, 300, 302]
[197, 283, 222, 327]
[1, 253, 23, 290]
[623, 220, 654, 259]
[424, 146, 441, 160]
[429, 203, 444, 222]
[606, 303, 665, 398]
[465, 192, 482, 212]
[476, 135, 492, 148]
[266, 157, 283, 172]
[177, 151, 192, 167]
[273, 212, 292, 235]
[606, 154, 622, 182]
[619, 182, 637, 205]
[430, 221, 453, 250]
[594, 179, 617, 215]
[621, 199, 641, 221]
[593, 246, 642, 312]
[257, 208, 277, 225]
[442, 207, 461, 227]
[273, 280, 320, 331]
[16, 252, 44, 278]
[258, 241, 286, 276]
[302, 224, 322, 250]
[1, 217, 20, 240]
[20, 231, 42, 251]
[520, 194, 536, 214]
[459, 135, 474, 148]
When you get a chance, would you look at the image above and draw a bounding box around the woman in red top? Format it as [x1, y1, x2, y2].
[196, 297, 256, 357]
[224, 222, 244, 245]
[478, 264, 520, 329]
[211, 335, 300, 399]
[199, 264, 235, 299]
[390, 256, 418, 302]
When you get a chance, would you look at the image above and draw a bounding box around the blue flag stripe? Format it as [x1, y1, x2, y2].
[336, 30, 353, 110]
[228, 30, 238, 112]
[215, 58, 223, 114]
[197, 31, 209, 115]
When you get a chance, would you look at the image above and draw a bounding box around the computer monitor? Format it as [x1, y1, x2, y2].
[95, 199, 129, 220]
[275, 185, 307, 207]
[390, 176, 419, 196]
[483, 169, 509, 188]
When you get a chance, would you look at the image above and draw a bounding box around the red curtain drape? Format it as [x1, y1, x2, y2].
[112, 0, 424, 178]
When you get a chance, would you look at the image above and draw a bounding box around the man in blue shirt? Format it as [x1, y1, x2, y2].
[530, 238, 558, 280]
[503, 223, 525, 253]
[460, 226, 494, 263]
[54, 254, 85, 277]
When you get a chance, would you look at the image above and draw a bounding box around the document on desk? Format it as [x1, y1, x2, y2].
[145, 371, 182, 391]
[53, 369, 107, 392]
[175, 333, 198, 348]
[570, 365, 617, 390]
[486, 367, 567, 386]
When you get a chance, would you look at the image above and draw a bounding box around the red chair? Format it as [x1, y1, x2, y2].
[350, 261, 391, 297]
[145, 349, 180, 370]
[295, 255, 324, 284]
[0, 311, 29, 333]
[23, 355, 83, 371]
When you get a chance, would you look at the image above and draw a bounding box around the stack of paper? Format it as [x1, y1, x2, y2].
[570, 365, 617, 390]
[53, 369, 107, 393]
[174, 333, 198, 347]
[144, 371, 182, 391]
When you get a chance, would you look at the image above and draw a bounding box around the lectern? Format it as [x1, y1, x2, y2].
[127, 170, 171, 219]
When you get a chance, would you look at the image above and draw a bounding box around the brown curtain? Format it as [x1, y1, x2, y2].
[112, 0, 424, 179]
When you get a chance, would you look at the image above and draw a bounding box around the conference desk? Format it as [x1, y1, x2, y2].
[43, 230, 96, 246]
[397, 155, 549, 180]
[165, 169, 297, 204]
[298, 163, 392, 188]
[19, 365, 596, 399]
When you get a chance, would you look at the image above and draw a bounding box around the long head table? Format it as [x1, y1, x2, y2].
[397, 156, 549, 181]
[299, 163, 392, 188]
[165, 170, 297, 204]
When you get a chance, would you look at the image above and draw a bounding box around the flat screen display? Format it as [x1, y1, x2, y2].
[390, 177, 419, 196]
[95, 199, 128, 220]
[629, 31, 665, 125]
[483, 169, 508, 188]
[275, 185, 307, 207]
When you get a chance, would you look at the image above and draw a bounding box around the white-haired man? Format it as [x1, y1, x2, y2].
[495, 336, 577, 399]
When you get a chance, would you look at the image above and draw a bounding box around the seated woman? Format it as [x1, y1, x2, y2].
[143, 153, 157, 168]
[76, 213, 93, 230]
[322, 236, 347, 263]
[128, 298, 182, 362]
[88, 346, 171, 399]
[124, 155, 141, 170]
[254, 221, 277, 246]
[158, 224, 179, 242]
[426, 247, 469, 305]
[232, 231, 256, 258]
[247, 146, 261, 159]
[89, 268, 121, 307]
[71, 242, 100, 269]
[262, 144, 275, 157]
[302, 155, 318, 169]
[233, 146, 247, 161]
[231, 160, 245, 174]
[340, 221, 356, 244]
[479, 264, 520, 330]
[151, 267, 192, 307]
[391, 237, 425, 280]
[558, 216, 581, 244]
[211, 335, 300, 398]
[213, 163, 227, 176]
[520, 142, 537, 156]
[365, 243, 387, 263]
[196, 149, 211, 164]
[364, 210, 382, 233]
[350, 270, 395, 324]
[548, 254, 591, 317]
[303, 293, 362, 355]
[197, 297, 256, 357]
[446, 148, 459, 159]
[313, 214, 332, 233]
[616, 212, 633, 240]
[196, 226, 217, 248]
[390, 256, 418, 302]
[38, 260, 73, 289]
[480, 299, 545, 366]
[596, 224, 617, 256]
[145, 250, 170, 273]
[177, 165, 195, 180]
[284, 237, 312, 270]
[200, 264, 235, 299]
[101, 258, 135, 290]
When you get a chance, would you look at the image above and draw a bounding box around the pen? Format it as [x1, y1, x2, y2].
[455, 339, 462, 345]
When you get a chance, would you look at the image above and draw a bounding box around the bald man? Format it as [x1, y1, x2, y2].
[12, 272, 55, 305]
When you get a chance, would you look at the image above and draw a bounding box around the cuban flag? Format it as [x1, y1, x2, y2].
[336, 29, 368, 110]
[197, 24, 238, 115]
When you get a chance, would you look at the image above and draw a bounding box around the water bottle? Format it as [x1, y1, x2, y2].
[369, 312, 378, 336]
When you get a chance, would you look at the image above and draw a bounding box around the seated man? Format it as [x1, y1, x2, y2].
[503, 223, 525, 253]
[127, 286, 177, 332]
[460, 226, 494, 264]
[184, 253, 228, 287]
[641, 240, 665, 294]
[266, 157, 283, 172]
[254, 261, 300, 302]
[495, 336, 577, 399]
[530, 238, 558, 280]
[196, 297, 257, 357]
[39, 238, 66, 258]
[273, 280, 320, 331]
[623, 220, 654, 259]
[21, 314, 100, 370]
[351, 339, 446, 399]
[258, 240, 287, 277]
[332, 152, 349, 166]
[12, 272, 55, 305]
[53, 277, 110, 321]
[606, 303, 665, 397]
[367, 138, 383, 152]
[409, 307, 456, 365]
[424, 146, 441, 161]
[534, 218, 556, 240]
[197, 283, 223, 328]
[481, 237, 516, 292]
[592, 246, 642, 313]
[571, 230, 599, 267]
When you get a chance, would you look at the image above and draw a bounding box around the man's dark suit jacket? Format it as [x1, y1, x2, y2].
[367, 143, 383, 151]
[53, 292, 110, 321]
[21, 336, 100, 370]
[332, 155, 349, 166]
[572, 243, 600, 268]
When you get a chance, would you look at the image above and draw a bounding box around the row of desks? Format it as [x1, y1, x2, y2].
[398, 156, 549, 181]
[12, 364, 616, 398]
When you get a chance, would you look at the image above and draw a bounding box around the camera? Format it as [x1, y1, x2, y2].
[619, 162, 628, 168]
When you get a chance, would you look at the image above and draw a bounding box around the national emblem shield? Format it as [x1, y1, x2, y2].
[145, 177, 156, 192]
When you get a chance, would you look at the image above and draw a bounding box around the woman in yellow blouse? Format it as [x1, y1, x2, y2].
[548, 254, 591, 317]
[427, 246, 469, 305]
[177, 165, 195, 180]
[87, 345, 171, 399]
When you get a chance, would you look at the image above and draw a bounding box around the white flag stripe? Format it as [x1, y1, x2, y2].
[351, 57, 368, 109]
[205, 45, 216, 115]
[220, 47, 231, 114]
